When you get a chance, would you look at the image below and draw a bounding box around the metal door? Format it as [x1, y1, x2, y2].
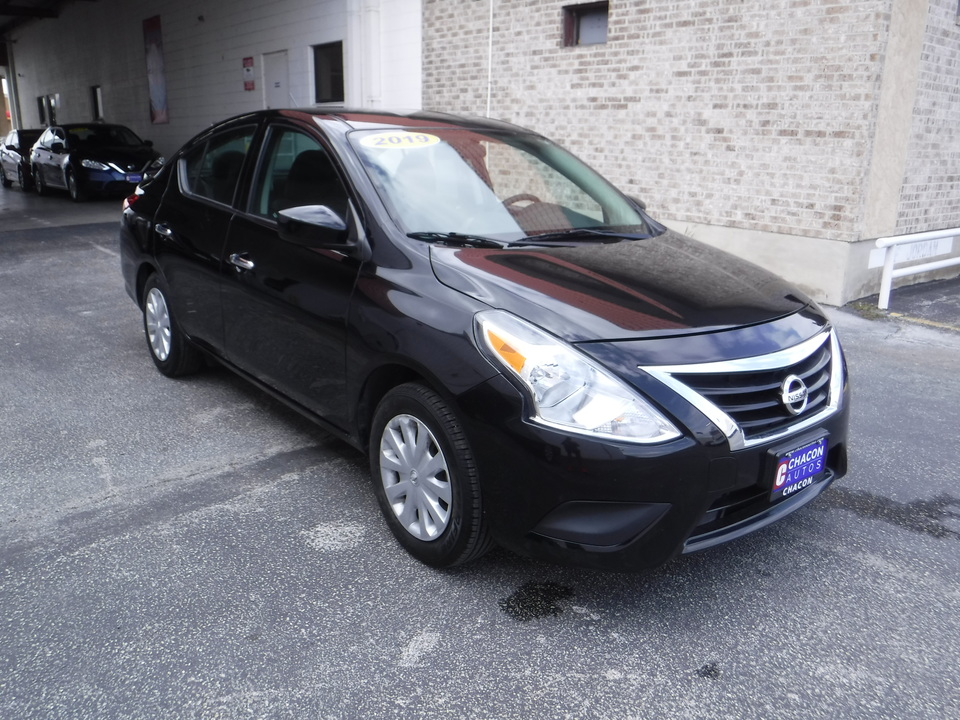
[263, 50, 289, 109]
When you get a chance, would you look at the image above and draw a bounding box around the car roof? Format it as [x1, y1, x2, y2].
[57, 123, 132, 130]
[207, 108, 533, 138]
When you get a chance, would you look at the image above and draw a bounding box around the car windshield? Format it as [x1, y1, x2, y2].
[349, 127, 656, 241]
[65, 125, 144, 149]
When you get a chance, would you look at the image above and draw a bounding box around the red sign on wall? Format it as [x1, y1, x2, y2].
[243, 57, 255, 91]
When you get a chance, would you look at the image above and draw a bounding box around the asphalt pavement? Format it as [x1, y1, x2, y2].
[1, 187, 959, 719]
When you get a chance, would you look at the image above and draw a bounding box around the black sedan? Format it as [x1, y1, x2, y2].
[31, 123, 162, 201]
[1, 128, 43, 191]
[120, 109, 849, 571]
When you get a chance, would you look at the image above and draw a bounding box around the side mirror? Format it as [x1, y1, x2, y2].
[277, 205, 350, 248]
[51, 142, 65, 154]
[144, 140, 154, 147]
[628, 195, 647, 211]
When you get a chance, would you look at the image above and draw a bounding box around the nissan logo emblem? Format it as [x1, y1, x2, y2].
[780, 374, 809, 415]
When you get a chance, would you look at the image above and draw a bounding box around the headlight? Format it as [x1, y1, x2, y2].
[475, 310, 681, 443]
[81, 159, 110, 171]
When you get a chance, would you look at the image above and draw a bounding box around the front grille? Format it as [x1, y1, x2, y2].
[672, 338, 832, 443]
[642, 330, 840, 450]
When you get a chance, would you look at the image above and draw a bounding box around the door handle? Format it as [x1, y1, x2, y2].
[228, 252, 255, 271]
[154, 223, 175, 238]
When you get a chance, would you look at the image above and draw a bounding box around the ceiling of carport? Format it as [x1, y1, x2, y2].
[0, 0, 97, 39]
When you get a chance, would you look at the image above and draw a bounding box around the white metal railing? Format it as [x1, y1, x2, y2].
[875, 227, 960, 309]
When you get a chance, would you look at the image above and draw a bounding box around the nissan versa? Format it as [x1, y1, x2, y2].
[119, 109, 849, 571]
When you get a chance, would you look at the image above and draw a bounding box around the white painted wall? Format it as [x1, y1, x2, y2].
[8, 0, 422, 157]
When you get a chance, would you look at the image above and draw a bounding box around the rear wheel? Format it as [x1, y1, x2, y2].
[369, 383, 491, 567]
[17, 166, 31, 191]
[141, 274, 204, 377]
[0, 166, 10, 188]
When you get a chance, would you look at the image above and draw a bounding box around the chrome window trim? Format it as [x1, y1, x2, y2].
[641, 329, 843, 451]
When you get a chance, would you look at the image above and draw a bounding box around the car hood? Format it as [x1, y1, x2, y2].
[76, 146, 158, 170]
[430, 229, 815, 343]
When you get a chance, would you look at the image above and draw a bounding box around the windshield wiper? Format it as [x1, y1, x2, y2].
[520, 228, 654, 244]
[407, 231, 504, 249]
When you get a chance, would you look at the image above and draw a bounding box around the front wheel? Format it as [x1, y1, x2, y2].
[141, 274, 204, 377]
[369, 383, 491, 567]
[0, 165, 11, 188]
[67, 169, 87, 202]
[17, 166, 31, 192]
[33, 167, 48, 196]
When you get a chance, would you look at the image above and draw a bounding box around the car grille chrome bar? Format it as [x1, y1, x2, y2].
[642, 329, 843, 450]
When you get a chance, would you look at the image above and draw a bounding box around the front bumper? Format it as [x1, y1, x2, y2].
[79, 168, 143, 196]
[458, 373, 850, 572]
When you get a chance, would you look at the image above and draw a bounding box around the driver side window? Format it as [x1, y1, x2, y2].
[248, 127, 348, 220]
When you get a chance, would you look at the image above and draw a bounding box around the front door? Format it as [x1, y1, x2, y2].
[220, 123, 360, 429]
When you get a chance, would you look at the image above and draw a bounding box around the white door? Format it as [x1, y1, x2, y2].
[263, 50, 289, 109]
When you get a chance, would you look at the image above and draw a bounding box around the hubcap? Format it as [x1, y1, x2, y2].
[144, 287, 172, 361]
[379, 414, 452, 541]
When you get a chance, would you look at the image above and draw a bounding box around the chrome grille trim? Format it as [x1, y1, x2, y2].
[641, 329, 843, 451]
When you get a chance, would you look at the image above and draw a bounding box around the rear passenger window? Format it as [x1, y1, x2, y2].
[179, 125, 256, 206]
[248, 126, 348, 220]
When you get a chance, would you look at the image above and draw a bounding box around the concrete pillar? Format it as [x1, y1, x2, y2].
[346, 0, 383, 108]
[861, 0, 930, 239]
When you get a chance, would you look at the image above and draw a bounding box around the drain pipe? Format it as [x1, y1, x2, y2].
[486, 0, 494, 117]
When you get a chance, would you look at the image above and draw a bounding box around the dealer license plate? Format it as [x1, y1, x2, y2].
[771, 436, 827, 502]
[126, 174, 142, 183]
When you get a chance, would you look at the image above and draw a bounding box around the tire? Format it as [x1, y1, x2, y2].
[17, 166, 31, 192]
[67, 169, 87, 202]
[33, 167, 48, 196]
[369, 383, 491, 567]
[141, 274, 204, 377]
[0, 165, 10, 188]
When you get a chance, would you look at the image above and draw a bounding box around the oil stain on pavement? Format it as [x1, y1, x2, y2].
[825, 487, 960, 539]
[499, 582, 574, 621]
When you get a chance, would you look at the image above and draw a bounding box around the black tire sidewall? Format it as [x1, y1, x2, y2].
[369, 383, 486, 568]
[67, 170, 85, 201]
[33, 168, 46, 195]
[141, 274, 202, 377]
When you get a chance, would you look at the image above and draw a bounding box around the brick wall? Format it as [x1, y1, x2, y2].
[423, 0, 893, 243]
[897, 0, 960, 233]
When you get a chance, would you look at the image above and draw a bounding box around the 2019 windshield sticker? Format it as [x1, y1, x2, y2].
[359, 131, 440, 149]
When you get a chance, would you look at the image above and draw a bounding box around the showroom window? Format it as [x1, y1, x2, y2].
[563, 2, 609, 46]
[313, 42, 344, 105]
[37, 93, 59, 126]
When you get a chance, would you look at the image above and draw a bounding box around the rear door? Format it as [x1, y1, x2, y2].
[152, 123, 259, 354]
[34, 128, 65, 187]
[220, 121, 360, 428]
